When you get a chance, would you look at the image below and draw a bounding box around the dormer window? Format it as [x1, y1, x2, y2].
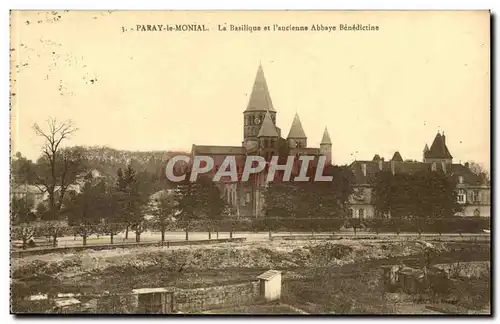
[459, 176, 463, 184]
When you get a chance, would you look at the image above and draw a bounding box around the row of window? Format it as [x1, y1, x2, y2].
[457, 189, 488, 204]
[348, 208, 365, 219]
[226, 187, 252, 206]
[261, 138, 278, 147]
[349, 207, 483, 218]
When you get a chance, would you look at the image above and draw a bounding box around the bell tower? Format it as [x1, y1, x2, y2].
[257, 111, 279, 161]
[243, 64, 277, 153]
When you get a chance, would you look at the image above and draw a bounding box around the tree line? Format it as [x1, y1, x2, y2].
[11, 163, 237, 249]
[11, 118, 488, 249]
[10, 118, 236, 249]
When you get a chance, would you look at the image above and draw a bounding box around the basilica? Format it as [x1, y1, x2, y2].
[191, 64, 332, 217]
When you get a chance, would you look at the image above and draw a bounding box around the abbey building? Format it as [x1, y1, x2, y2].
[190, 64, 490, 219]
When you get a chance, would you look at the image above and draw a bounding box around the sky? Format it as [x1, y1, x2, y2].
[10, 10, 490, 169]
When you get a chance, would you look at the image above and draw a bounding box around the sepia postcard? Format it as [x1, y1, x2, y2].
[9, 10, 491, 315]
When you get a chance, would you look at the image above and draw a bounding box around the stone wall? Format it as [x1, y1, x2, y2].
[88, 281, 262, 314]
[173, 281, 261, 313]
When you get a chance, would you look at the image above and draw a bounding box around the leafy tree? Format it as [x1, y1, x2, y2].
[174, 172, 211, 240]
[203, 182, 225, 239]
[175, 176, 225, 240]
[11, 194, 36, 249]
[115, 165, 147, 241]
[264, 182, 298, 219]
[222, 204, 237, 239]
[42, 221, 68, 247]
[370, 168, 463, 234]
[370, 171, 393, 218]
[263, 164, 353, 233]
[346, 218, 361, 235]
[63, 179, 106, 246]
[10, 152, 37, 185]
[12, 225, 35, 250]
[150, 190, 176, 243]
[34, 203, 49, 221]
[10, 196, 36, 225]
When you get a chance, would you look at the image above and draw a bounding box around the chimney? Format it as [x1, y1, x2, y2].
[361, 163, 367, 177]
[378, 160, 383, 171]
[391, 160, 395, 175]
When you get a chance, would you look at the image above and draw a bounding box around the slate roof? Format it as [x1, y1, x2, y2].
[246, 64, 275, 112]
[289, 147, 321, 155]
[321, 127, 332, 144]
[391, 151, 404, 162]
[132, 288, 168, 294]
[192, 145, 246, 155]
[425, 133, 453, 159]
[258, 112, 280, 137]
[258, 270, 281, 281]
[287, 113, 307, 139]
[350, 160, 485, 186]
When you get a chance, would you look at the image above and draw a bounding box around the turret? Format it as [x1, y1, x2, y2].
[423, 132, 453, 164]
[423, 144, 429, 162]
[320, 127, 332, 165]
[287, 113, 307, 149]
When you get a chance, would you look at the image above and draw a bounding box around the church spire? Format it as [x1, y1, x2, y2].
[246, 64, 275, 112]
[287, 113, 307, 139]
[321, 127, 332, 145]
[258, 111, 279, 137]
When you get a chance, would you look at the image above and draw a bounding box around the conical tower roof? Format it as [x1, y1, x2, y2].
[425, 132, 453, 159]
[287, 113, 307, 139]
[391, 151, 403, 162]
[258, 111, 279, 137]
[423, 144, 429, 152]
[321, 127, 332, 144]
[246, 64, 275, 112]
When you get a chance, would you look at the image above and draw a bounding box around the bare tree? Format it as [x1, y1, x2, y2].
[467, 161, 490, 184]
[29, 118, 84, 246]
